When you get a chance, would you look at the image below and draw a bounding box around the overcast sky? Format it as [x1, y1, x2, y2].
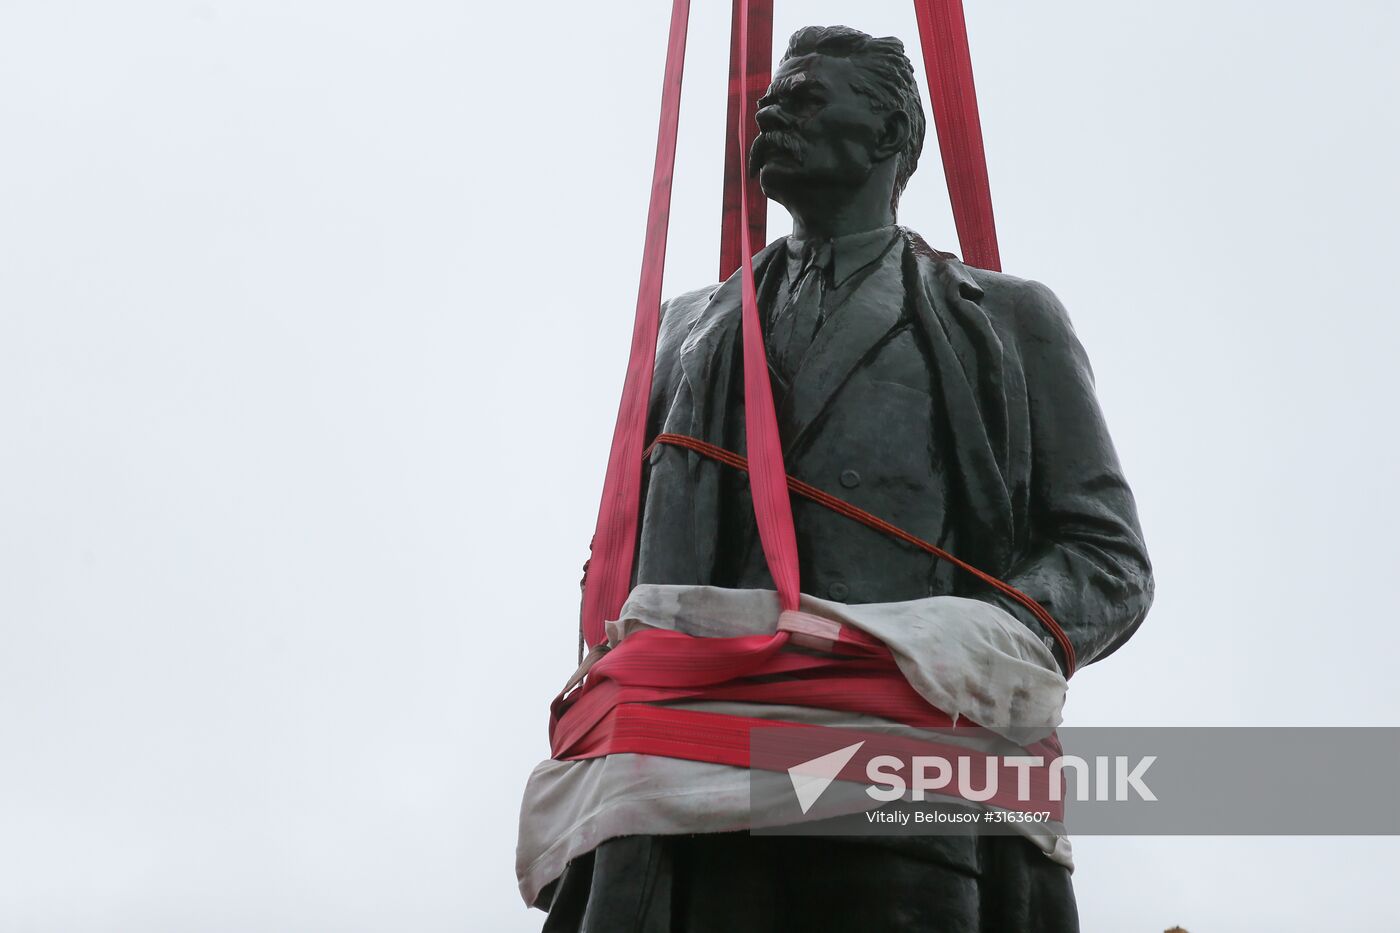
[2, 1, 1398, 930]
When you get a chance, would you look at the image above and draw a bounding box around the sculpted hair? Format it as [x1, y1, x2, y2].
[782, 25, 927, 212]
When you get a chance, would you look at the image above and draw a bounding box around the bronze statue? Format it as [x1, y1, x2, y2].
[535, 25, 1153, 931]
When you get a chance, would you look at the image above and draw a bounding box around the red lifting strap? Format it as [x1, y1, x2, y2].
[578, 0, 690, 648]
[912, 0, 1001, 271]
[718, 0, 773, 281]
[731, 0, 804, 619]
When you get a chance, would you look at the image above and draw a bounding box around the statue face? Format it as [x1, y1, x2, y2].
[749, 54, 890, 206]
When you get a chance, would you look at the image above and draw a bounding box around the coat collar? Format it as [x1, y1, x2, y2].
[784, 224, 901, 289]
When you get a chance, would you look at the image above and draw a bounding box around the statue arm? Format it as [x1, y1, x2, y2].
[576, 289, 710, 657]
[981, 281, 1155, 674]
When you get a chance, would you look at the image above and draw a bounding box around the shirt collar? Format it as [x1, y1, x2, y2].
[784, 224, 901, 288]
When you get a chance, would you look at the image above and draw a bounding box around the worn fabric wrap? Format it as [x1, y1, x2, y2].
[518, 583, 1072, 907]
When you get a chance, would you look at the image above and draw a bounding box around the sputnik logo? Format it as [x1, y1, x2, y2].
[787, 741, 865, 814]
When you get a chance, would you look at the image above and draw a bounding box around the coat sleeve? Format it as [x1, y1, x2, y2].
[980, 280, 1154, 674]
[577, 287, 715, 657]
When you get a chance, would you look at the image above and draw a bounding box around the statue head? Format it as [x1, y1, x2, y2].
[749, 26, 926, 228]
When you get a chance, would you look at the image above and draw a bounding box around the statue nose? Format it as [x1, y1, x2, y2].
[755, 104, 791, 132]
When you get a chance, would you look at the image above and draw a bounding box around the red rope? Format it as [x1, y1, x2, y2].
[646, 432, 1077, 676]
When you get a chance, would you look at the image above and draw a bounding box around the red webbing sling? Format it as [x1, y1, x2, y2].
[578, 0, 691, 649]
[563, 0, 1063, 775]
[912, 0, 1001, 270]
[718, 0, 773, 281]
[732, 0, 803, 620]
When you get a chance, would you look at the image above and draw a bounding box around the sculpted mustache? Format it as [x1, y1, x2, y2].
[748, 132, 805, 176]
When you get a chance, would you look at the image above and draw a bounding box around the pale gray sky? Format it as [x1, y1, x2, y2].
[2, 1, 1398, 930]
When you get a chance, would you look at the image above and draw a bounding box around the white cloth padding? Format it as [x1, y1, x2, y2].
[517, 585, 1073, 907]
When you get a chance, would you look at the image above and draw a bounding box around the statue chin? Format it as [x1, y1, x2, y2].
[757, 159, 889, 220]
[756, 159, 806, 202]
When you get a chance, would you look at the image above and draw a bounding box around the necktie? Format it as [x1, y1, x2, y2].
[774, 239, 833, 382]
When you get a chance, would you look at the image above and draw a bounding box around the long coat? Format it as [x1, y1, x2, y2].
[634, 227, 1153, 673]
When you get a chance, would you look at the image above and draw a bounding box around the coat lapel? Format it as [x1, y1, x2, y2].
[679, 239, 787, 444]
[909, 238, 1017, 571]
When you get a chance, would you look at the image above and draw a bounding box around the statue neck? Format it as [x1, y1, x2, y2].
[789, 205, 895, 241]
[783, 174, 897, 241]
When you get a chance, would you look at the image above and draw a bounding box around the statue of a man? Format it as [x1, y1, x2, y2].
[532, 24, 1153, 932]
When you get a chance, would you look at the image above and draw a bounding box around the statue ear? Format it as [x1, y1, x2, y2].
[874, 109, 910, 162]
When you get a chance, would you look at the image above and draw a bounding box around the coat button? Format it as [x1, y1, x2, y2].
[839, 469, 861, 489]
[828, 581, 850, 600]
